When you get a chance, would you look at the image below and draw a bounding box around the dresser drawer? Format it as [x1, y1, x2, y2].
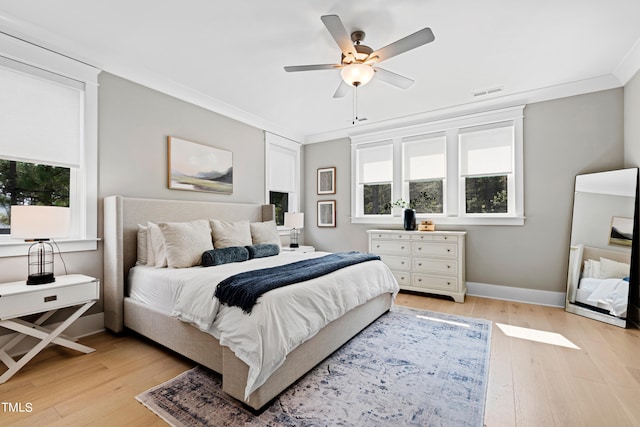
[413, 242, 457, 258]
[0, 280, 99, 320]
[370, 232, 411, 240]
[412, 273, 458, 291]
[391, 270, 410, 286]
[411, 234, 458, 242]
[379, 255, 411, 271]
[371, 240, 411, 254]
[412, 258, 456, 275]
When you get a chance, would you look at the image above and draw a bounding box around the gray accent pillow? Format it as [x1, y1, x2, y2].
[246, 243, 280, 259]
[202, 246, 249, 266]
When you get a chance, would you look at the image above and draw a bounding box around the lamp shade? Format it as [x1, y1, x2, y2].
[340, 63, 375, 87]
[284, 212, 304, 229]
[10, 205, 70, 240]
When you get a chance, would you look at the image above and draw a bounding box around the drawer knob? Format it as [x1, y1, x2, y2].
[376, 245, 380, 248]
[418, 278, 422, 282]
[447, 249, 451, 252]
[401, 246, 405, 249]
[447, 265, 451, 269]
[401, 261, 405, 265]
[401, 276, 405, 280]
[418, 247, 422, 251]
[418, 263, 422, 266]
[444, 237, 448, 240]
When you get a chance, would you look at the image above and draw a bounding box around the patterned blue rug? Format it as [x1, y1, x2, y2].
[136, 306, 492, 426]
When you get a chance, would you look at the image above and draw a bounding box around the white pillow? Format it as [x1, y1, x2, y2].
[250, 220, 281, 249]
[599, 257, 630, 279]
[147, 222, 167, 268]
[588, 259, 600, 279]
[136, 224, 148, 266]
[158, 220, 213, 268]
[210, 219, 252, 249]
[582, 260, 591, 278]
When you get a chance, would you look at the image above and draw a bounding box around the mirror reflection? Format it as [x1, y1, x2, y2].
[566, 168, 638, 328]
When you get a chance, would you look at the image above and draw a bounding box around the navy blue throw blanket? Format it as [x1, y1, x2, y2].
[214, 251, 380, 313]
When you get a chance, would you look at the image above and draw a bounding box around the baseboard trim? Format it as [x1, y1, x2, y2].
[0, 312, 105, 358]
[466, 282, 566, 307]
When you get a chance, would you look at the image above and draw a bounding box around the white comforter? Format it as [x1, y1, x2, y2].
[169, 251, 399, 399]
[582, 277, 629, 317]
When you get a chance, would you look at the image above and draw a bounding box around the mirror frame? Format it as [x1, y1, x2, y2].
[565, 167, 639, 328]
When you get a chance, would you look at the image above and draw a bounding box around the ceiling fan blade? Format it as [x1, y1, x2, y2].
[368, 28, 435, 63]
[333, 80, 351, 98]
[321, 15, 357, 59]
[374, 68, 415, 89]
[284, 64, 339, 72]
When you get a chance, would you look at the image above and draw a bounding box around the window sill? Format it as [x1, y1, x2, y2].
[0, 238, 99, 258]
[350, 216, 525, 226]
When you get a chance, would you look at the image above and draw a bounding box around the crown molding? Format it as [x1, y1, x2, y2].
[303, 74, 623, 144]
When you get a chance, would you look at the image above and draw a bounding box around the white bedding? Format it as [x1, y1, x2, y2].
[128, 251, 399, 399]
[577, 277, 629, 317]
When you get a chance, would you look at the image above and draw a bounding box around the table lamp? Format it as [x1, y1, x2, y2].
[284, 212, 304, 248]
[10, 205, 70, 285]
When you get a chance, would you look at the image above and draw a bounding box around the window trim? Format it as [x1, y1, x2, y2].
[0, 33, 99, 256]
[351, 105, 525, 226]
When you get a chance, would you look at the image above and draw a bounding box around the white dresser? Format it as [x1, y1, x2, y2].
[367, 229, 466, 302]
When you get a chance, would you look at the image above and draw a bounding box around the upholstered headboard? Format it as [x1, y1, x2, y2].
[103, 195, 275, 332]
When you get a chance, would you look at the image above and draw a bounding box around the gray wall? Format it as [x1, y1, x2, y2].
[304, 89, 624, 294]
[0, 72, 267, 320]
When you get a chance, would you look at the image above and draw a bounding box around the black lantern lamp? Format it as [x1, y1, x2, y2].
[10, 205, 70, 285]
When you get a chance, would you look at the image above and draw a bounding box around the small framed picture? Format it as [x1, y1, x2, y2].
[317, 200, 336, 227]
[317, 167, 336, 195]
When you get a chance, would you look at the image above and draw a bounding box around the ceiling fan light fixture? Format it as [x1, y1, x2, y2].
[340, 63, 374, 87]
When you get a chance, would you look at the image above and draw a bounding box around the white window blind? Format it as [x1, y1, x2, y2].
[268, 144, 296, 192]
[358, 143, 393, 184]
[459, 122, 513, 176]
[403, 135, 446, 181]
[0, 58, 83, 168]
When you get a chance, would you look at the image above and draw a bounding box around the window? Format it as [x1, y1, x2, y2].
[0, 32, 99, 255]
[459, 123, 514, 215]
[0, 161, 70, 234]
[356, 142, 393, 215]
[402, 134, 446, 214]
[351, 105, 524, 225]
[265, 132, 301, 226]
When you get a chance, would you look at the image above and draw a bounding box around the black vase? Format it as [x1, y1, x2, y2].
[403, 208, 416, 231]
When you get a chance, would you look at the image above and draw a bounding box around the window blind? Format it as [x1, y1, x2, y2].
[358, 143, 393, 184]
[0, 58, 83, 168]
[403, 135, 446, 181]
[268, 144, 296, 192]
[459, 122, 513, 176]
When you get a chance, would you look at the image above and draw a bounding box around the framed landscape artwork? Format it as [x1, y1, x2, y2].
[168, 136, 233, 194]
[317, 167, 336, 195]
[609, 216, 633, 247]
[317, 200, 336, 227]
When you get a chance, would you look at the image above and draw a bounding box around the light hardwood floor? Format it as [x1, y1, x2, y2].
[1, 293, 639, 426]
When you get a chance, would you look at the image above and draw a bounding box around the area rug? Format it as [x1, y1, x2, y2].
[136, 306, 491, 427]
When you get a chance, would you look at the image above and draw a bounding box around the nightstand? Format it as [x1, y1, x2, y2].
[0, 274, 99, 384]
[282, 245, 316, 253]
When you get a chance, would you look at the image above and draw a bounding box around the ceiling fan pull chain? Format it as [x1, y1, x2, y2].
[352, 84, 358, 125]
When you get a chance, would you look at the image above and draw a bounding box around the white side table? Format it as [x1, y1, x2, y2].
[0, 274, 99, 384]
[282, 245, 316, 253]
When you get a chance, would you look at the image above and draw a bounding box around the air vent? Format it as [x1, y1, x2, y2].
[472, 86, 504, 97]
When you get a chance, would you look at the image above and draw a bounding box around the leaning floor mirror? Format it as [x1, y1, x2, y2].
[566, 168, 639, 328]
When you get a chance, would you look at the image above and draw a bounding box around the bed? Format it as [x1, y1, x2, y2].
[103, 195, 398, 410]
[566, 244, 631, 327]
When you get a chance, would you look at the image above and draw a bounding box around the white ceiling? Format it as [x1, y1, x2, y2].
[1, 1, 640, 143]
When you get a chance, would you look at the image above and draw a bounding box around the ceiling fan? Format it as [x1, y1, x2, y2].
[284, 14, 435, 98]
